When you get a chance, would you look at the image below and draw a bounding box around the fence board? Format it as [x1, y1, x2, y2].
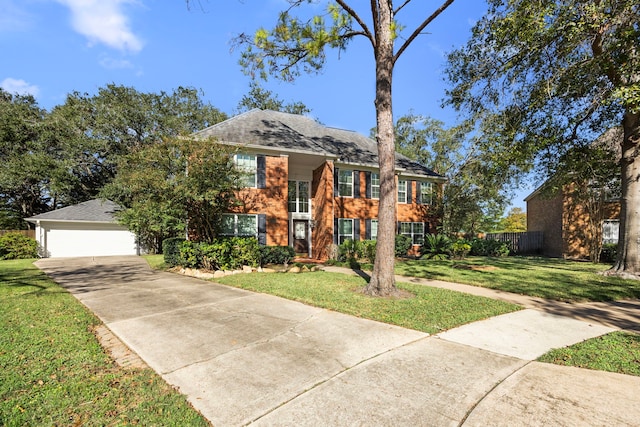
[485, 231, 543, 255]
[0, 230, 36, 239]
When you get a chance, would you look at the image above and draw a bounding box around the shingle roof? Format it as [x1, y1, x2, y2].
[25, 199, 122, 223]
[194, 109, 443, 179]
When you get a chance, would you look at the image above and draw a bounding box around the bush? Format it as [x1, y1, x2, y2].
[162, 237, 185, 267]
[395, 234, 412, 258]
[421, 234, 451, 260]
[470, 238, 510, 257]
[175, 237, 261, 270]
[0, 232, 38, 260]
[600, 243, 618, 263]
[360, 240, 377, 264]
[259, 246, 295, 266]
[449, 239, 471, 260]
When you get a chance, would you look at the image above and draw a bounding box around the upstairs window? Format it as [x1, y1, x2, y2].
[370, 173, 380, 199]
[234, 153, 257, 188]
[420, 182, 434, 205]
[398, 180, 407, 203]
[288, 181, 310, 213]
[338, 170, 354, 197]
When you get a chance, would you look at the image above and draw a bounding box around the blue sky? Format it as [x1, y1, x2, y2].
[1, 0, 531, 208]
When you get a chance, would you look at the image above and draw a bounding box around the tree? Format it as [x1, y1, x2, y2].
[0, 89, 52, 225]
[237, 81, 311, 115]
[225, 0, 456, 296]
[446, 1, 639, 278]
[391, 112, 510, 236]
[102, 137, 242, 253]
[499, 208, 527, 233]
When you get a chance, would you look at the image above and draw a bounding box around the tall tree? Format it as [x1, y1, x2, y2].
[237, 81, 311, 115]
[0, 89, 52, 225]
[446, 1, 639, 278]
[391, 112, 511, 236]
[102, 137, 242, 252]
[225, 0, 456, 296]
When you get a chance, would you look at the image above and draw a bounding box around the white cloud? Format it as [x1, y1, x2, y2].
[1, 78, 40, 97]
[56, 0, 144, 53]
[0, 0, 33, 32]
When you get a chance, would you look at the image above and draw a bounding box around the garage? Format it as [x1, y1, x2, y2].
[26, 200, 139, 258]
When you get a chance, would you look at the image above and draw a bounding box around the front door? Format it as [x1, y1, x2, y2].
[293, 220, 309, 254]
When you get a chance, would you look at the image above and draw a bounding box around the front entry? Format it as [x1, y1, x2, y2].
[293, 220, 309, 254]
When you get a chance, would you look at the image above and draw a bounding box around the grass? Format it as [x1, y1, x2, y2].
[538, 331, 640, 376]
[396, 256, 640, 302]
[0, 259, 209, 427]
[215, 271, 520, 334]
[142, 253, 166, 270]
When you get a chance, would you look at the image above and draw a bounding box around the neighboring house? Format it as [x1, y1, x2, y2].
[193, 109, 445, 260]
[525, 128, 621, 259]
[26, 199, 139, 258]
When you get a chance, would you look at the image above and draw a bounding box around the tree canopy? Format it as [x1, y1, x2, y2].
[446, 0, 639, 276]
[236, 81, 311, 115]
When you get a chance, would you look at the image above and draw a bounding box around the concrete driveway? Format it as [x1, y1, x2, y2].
[36, 256, 640, 426]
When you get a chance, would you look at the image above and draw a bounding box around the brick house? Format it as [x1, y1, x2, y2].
[193, 109, 445, 260]
[525, 128, 621, 259]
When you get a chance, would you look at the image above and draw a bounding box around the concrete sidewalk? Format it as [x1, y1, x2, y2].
[36, 256, 640, 426]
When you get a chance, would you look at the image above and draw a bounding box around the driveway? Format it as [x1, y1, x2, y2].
[36, 256, 640, 426]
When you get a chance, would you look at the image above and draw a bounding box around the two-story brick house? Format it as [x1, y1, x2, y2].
[193, 109, 445, 260]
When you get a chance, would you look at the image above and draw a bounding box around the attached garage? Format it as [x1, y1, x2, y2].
[26, 200, 138, 258]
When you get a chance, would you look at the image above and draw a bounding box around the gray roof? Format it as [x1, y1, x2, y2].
[194, 109, 443, 179]
[26, 199, 122, 223]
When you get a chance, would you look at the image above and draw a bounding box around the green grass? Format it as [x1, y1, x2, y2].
[142, 253, 166, 270]
[396, 256, 640, 302]
[538, 331, 640, 376]
[215, 271, 520, 334]
[0, 259, 209, 426]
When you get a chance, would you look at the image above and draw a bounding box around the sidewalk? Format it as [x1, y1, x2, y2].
[36, 257, 640, 426]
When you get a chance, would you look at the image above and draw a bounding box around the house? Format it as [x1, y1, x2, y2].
[25, 199, 139, 258]
[193, 109, 445, 260]
[525, 128, 621, 259]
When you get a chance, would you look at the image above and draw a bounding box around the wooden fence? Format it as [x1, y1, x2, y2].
[0, 229, 36, 239]
[485, 231, 543, 255]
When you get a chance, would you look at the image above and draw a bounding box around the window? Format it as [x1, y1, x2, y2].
[370, 219, 378, 241]
[400, 222, 425, 245]
[420, 182, 434, 205]
[602, 220, 619, 244]
[398, 180, 407, 203]
[337, 219, 354, 244]
[234, 153, 257, 188]
[370, 173, 380, 199]
[220, 214, 257, 237]
[338, 170, 353, 197]
[288, 181, 310, 213]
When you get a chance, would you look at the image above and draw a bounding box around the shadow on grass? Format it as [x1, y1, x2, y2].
[396, 256, 640, 302]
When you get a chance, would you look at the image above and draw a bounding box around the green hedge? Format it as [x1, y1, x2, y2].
[0, 232, 38, 260]
[163, 237, 186, 267]
[259, 246, 295, 265]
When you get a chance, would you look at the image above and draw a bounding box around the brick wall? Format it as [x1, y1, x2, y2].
[527, 189, 564, 257]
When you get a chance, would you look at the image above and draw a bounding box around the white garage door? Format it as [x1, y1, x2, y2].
[42, 222, 138, 258]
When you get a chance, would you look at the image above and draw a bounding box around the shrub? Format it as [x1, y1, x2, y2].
[360, 240, 377, 263]
[179, 240, 202, 268]
[600, 243, 618, 264]
[421, 234, 451, 260]
[395, 234, 412, 258]
[449, 239, 472, 260]
[0, 232, 38, 260]
[470, 238, 510, 257]
[259, 246, 295, 266]
[338, 239, 361, 262]
[162, 237, 185, 267]
[176, 237, 261, 270]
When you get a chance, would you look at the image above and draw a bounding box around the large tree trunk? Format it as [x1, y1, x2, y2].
[365, 2, 398, 296]
[605, 110, 640, 278]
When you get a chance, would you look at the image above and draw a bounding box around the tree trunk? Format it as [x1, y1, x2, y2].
[365, 3, 398, 297]
[605, 110, 640, 278]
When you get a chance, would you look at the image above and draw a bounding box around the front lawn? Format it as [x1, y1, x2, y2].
[215, 271, 520, 334]
[0, 259, 209, 426]
[396, 256, 640, 302]
[538, 331, 640, 376]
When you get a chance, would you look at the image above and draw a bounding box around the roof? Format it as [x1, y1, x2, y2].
[25, 199, 122, 223]
[194, 109, 443, 179]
